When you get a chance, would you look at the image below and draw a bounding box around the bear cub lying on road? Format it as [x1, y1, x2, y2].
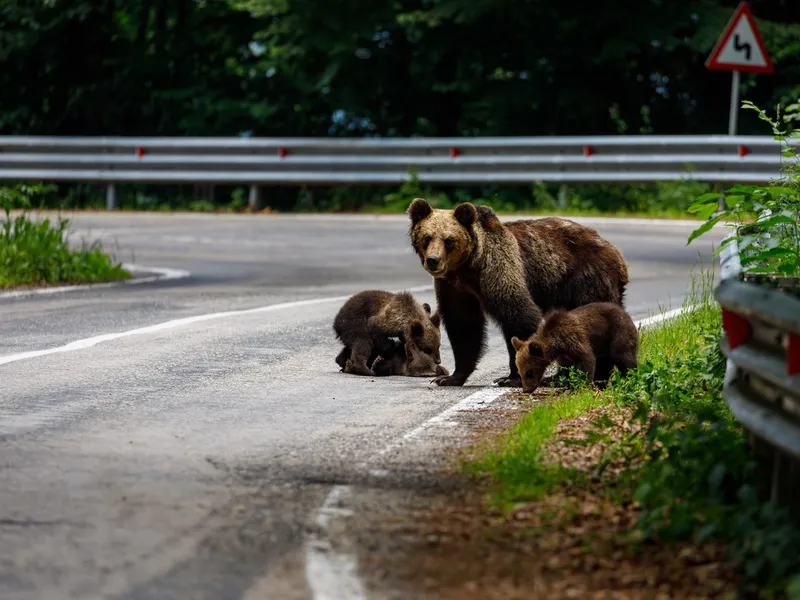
[370, 337, 449, 378]
[333, 290, 445, 377]
[511, 302, 638, 394]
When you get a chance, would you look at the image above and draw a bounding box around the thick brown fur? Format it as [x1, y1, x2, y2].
[408, 197, 629, 387]
[370, 338, 449, 378]
[333, 289, 442, 377]
[511, 302, 638, 393]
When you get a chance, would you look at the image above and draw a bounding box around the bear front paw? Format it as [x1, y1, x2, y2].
[431, 374, 466, 386]
[493, 375, 522, 388]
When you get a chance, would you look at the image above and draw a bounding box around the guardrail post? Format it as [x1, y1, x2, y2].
[248, 185, 261, 210]
[106, 184, 118, 210]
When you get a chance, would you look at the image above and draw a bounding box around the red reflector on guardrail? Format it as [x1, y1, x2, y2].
[721, 308, 751, 349]
[583, 145, 594, 157]
[449, 147, 460, 159]
[278, 148, 288, 158]
[738, 145, 749, 157]
[135, 147, 145, 158]
[788, 333, 800, 376]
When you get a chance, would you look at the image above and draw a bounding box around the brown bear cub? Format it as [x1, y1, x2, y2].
[333, 290, 443, 377]
[408, 197, 629, 388]
[511, 302, 638, 394]
[370, 338, 449, 378]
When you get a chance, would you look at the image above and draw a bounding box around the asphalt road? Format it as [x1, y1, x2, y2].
[0, 212, 727, 600]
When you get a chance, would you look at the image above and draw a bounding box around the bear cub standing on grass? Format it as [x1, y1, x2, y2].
[333, 290, 444, 377]
[511, 302, 638, 394]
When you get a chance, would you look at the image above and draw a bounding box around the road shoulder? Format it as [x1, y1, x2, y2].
[339, 394, 737, 600]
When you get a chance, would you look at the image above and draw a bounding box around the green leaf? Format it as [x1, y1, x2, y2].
[722, 195, 746, 207]
[756, 214, 796, 229]
[776, 262, 799, 275]
[691, 192, 723, 207]
[687, 214, 722, 246]
[711, 235, 738, 257]
[740, 247, 793, 265]
[692, 203, 718, 220]
[727, 184, 760, 194]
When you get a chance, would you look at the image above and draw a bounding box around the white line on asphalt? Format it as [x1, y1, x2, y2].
[0, 285, 434, 366]
[302, 304, 696, 600]
[304, 485, 367, 600]
[0, 264, 191, 300]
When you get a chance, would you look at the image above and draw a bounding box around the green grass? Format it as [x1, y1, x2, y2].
[0, 211, 131, 289]
[467, 389, 605, 507]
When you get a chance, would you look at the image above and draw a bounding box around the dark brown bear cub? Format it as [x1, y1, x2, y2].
[408, 197, 629, 388]
[511, 302, 638, 394]
[370, 338, 449, 378]
[333, 290, 442, 377]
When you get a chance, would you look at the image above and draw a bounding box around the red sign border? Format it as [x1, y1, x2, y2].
[705, 1, 775, 74]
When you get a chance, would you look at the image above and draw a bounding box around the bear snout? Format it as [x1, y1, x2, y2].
[425, 255, 441, 271]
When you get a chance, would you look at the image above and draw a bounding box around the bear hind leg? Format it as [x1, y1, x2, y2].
[343, 338, 376, 376]
[335, 346, 350, 371]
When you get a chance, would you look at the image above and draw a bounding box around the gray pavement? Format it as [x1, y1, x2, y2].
[0, 212, 727, 600]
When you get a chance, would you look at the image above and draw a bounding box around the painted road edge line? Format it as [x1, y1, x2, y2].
[0, 264, 191, 300]
[0, 285, 435, 367]
[303, 303, 698, 600]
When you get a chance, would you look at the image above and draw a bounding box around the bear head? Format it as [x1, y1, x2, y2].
[406, 315, 442, 365]
[511, 336, 550, 394]
[403, 337, 449, 378]
[408, 197, 478, 279]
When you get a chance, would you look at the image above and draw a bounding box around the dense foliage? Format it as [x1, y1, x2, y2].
[1, 0, 799, 211]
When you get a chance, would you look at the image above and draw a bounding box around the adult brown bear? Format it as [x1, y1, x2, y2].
[407, 198, 629, 387]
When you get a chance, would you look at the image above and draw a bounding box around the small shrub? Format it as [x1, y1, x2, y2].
[0, 183, 130, 288]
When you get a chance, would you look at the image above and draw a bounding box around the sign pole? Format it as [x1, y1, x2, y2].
[728, 70, 741, 136]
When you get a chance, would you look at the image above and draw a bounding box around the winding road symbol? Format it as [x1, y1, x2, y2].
[733, 34, 751, 62]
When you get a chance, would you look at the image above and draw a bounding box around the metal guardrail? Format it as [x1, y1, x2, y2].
[715, 251, 800, 513]
[0, 134, 790, 209]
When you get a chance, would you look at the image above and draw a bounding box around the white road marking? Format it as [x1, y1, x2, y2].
[303, 304, 699, 599]
[0, 264, 190, 300]
[0, 285, 434, 367]
[304, 485, 366, 600]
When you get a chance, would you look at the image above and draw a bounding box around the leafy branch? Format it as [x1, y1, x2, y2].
[687, 100, 800, 278]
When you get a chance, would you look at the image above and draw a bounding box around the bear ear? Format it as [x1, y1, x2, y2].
[408, 320, 424, 338]
[453, 202, 477, 228]
[429, 311, 441, 328]
[421, 302, 431, 315]
[408, 198, 432, 227]
[511, 336, 526, 352]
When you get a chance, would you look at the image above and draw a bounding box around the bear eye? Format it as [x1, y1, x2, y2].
[422, 235, 432, 248]
[525, 370, 534, 378]
[444, 238, 454, 250]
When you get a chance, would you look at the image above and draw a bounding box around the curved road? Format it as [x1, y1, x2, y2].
[0, 212, 726, 600]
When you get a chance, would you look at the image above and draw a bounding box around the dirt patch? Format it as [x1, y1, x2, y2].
[352, 402, 737, 600]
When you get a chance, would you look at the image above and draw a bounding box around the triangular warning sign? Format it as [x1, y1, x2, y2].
[706, 1, 774, 74]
